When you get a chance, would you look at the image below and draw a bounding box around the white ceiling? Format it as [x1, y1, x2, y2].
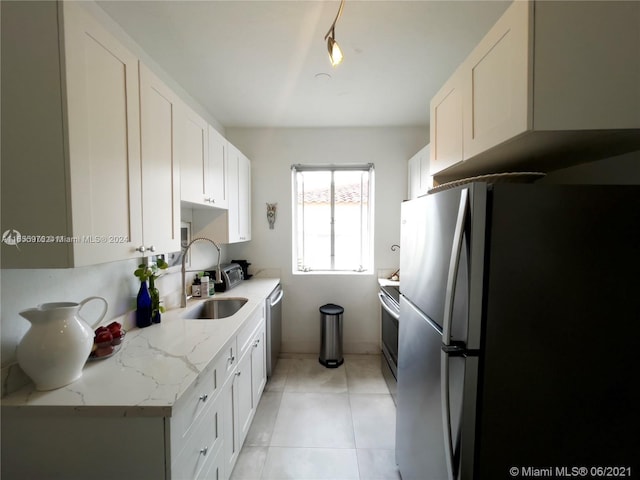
[97, 0, 511, 128]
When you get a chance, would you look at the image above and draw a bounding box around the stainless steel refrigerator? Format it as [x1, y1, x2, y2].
[396, 183, 640, 480]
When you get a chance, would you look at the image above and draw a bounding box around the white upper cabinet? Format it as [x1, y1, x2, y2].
[63, 2, 145, 265]
[407, 144, 431, 199]
[462, 0, 530, 161]
[0, 2, 189, 267]
[226, 144, 252, 243]
[430, 0, 640, 180]
[178, 108, 230, 211]
[430, 67, 465, 176]
[1, 1, 144, 267]
[236, 149, 252, 243]
[178, 104, 210, 207]
[207, 126, 229, 209]
[139, 64, 181, 255]
[194, 143, 252, 244]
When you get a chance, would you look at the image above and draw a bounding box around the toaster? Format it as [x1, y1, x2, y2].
[206, 263, 244, 292]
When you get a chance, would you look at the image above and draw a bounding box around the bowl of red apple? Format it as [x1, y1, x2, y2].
[89, 321, 125, 360]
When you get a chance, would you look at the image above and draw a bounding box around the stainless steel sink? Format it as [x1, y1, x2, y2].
[182, 298, 248, 319]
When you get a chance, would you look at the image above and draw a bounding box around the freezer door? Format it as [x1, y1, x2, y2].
[400, 189, 469, 338]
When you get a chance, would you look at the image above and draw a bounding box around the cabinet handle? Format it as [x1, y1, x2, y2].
[228, 355, 235, 364]
[200, 447, 208, 456]
[253, 340, 259, 348]
[235, 371, 241, 377]
[199, 394, 208, 402]
[136, 246, 146, 253]
[147, 245, 156, 253]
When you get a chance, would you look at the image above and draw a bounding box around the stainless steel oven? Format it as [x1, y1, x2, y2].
[379, 284, 400, 404]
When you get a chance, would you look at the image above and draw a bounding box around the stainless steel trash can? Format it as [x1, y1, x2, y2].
[319, 303, 344, 368]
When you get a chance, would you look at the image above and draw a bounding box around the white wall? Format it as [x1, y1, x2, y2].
[224, 127, 427, 354]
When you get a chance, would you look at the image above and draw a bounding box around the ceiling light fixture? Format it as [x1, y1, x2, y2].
[324, 0, 345, 67]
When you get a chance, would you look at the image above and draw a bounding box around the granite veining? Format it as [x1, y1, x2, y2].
[1, 278, 280, 418]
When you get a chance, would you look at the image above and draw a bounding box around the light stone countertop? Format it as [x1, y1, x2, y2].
[1, 278, 280, 418]
[378, 278, 400, 288]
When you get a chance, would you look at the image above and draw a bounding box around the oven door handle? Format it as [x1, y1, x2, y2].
[378, 292, 400, 320]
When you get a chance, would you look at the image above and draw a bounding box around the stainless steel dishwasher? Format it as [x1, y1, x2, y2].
[265, 283, 284, 377]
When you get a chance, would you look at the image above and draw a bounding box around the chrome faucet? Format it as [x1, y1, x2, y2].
[181, 237, 223, 308]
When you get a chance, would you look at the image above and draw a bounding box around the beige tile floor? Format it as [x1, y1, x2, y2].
[230, 354, 401, 480]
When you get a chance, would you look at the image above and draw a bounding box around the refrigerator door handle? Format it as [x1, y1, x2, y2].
[441, 188, 469, 480]
[442, 341, 479, 357]
[441, 349, 456, 480]
[442, 188, 469, 344]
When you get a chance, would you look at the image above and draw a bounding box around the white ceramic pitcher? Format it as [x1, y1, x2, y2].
[17, 297, 108, 391]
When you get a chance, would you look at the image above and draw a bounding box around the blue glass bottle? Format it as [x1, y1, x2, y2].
[136, 281, 152, 328]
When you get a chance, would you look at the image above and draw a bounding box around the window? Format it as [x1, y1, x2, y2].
[292, 164, 374, 273]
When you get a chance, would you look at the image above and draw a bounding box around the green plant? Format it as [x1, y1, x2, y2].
[134, 258, 169, 318]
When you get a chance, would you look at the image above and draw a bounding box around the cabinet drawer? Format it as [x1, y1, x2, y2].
[237, 304, 264, 357]
[172, 393, 223, 480]
[197, 440, 224, 480]
[171, 363, 216, 458]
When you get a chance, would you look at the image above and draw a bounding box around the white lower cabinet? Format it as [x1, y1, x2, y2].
[250, 326, 267, 411]
[172, 393, 223, 480]
[222, 308, 267, 478]
[1, 308, 265, 480]
[222, 371, 240, 477]
[199, 442, 225, 480]
[172, 308, 266, 480]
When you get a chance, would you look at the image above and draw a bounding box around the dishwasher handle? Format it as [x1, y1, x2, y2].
[270, 285, 284, 307]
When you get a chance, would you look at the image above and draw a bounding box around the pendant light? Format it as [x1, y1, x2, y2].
[324, 0, 345, 67]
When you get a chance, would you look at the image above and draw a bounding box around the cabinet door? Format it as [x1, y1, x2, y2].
[198, 443, 224, 480]
[237, 152, 251, 242]
[139, 63, 181, 254]
[63, 1, 143, 265]
[407, 153, 420, 200]
[178, 104, 210, 206]
[190, 142, 252, 245]
[250, 325, 266, 409]
[236, 348, 254, 447]
[222, 374, 239, 478]
[419, 145, 431, 195]
[225, 144, 240, 242]
[207, 126, 229, 209]
[1, 1, 71, 268]
[408, 145, 432, 199]
[463, 0, 531, 160]
[172, 394, 223, 480]
[430, 69, 465, 176]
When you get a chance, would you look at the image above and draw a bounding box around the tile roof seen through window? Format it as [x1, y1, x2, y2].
[299, 184, 369, 204]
